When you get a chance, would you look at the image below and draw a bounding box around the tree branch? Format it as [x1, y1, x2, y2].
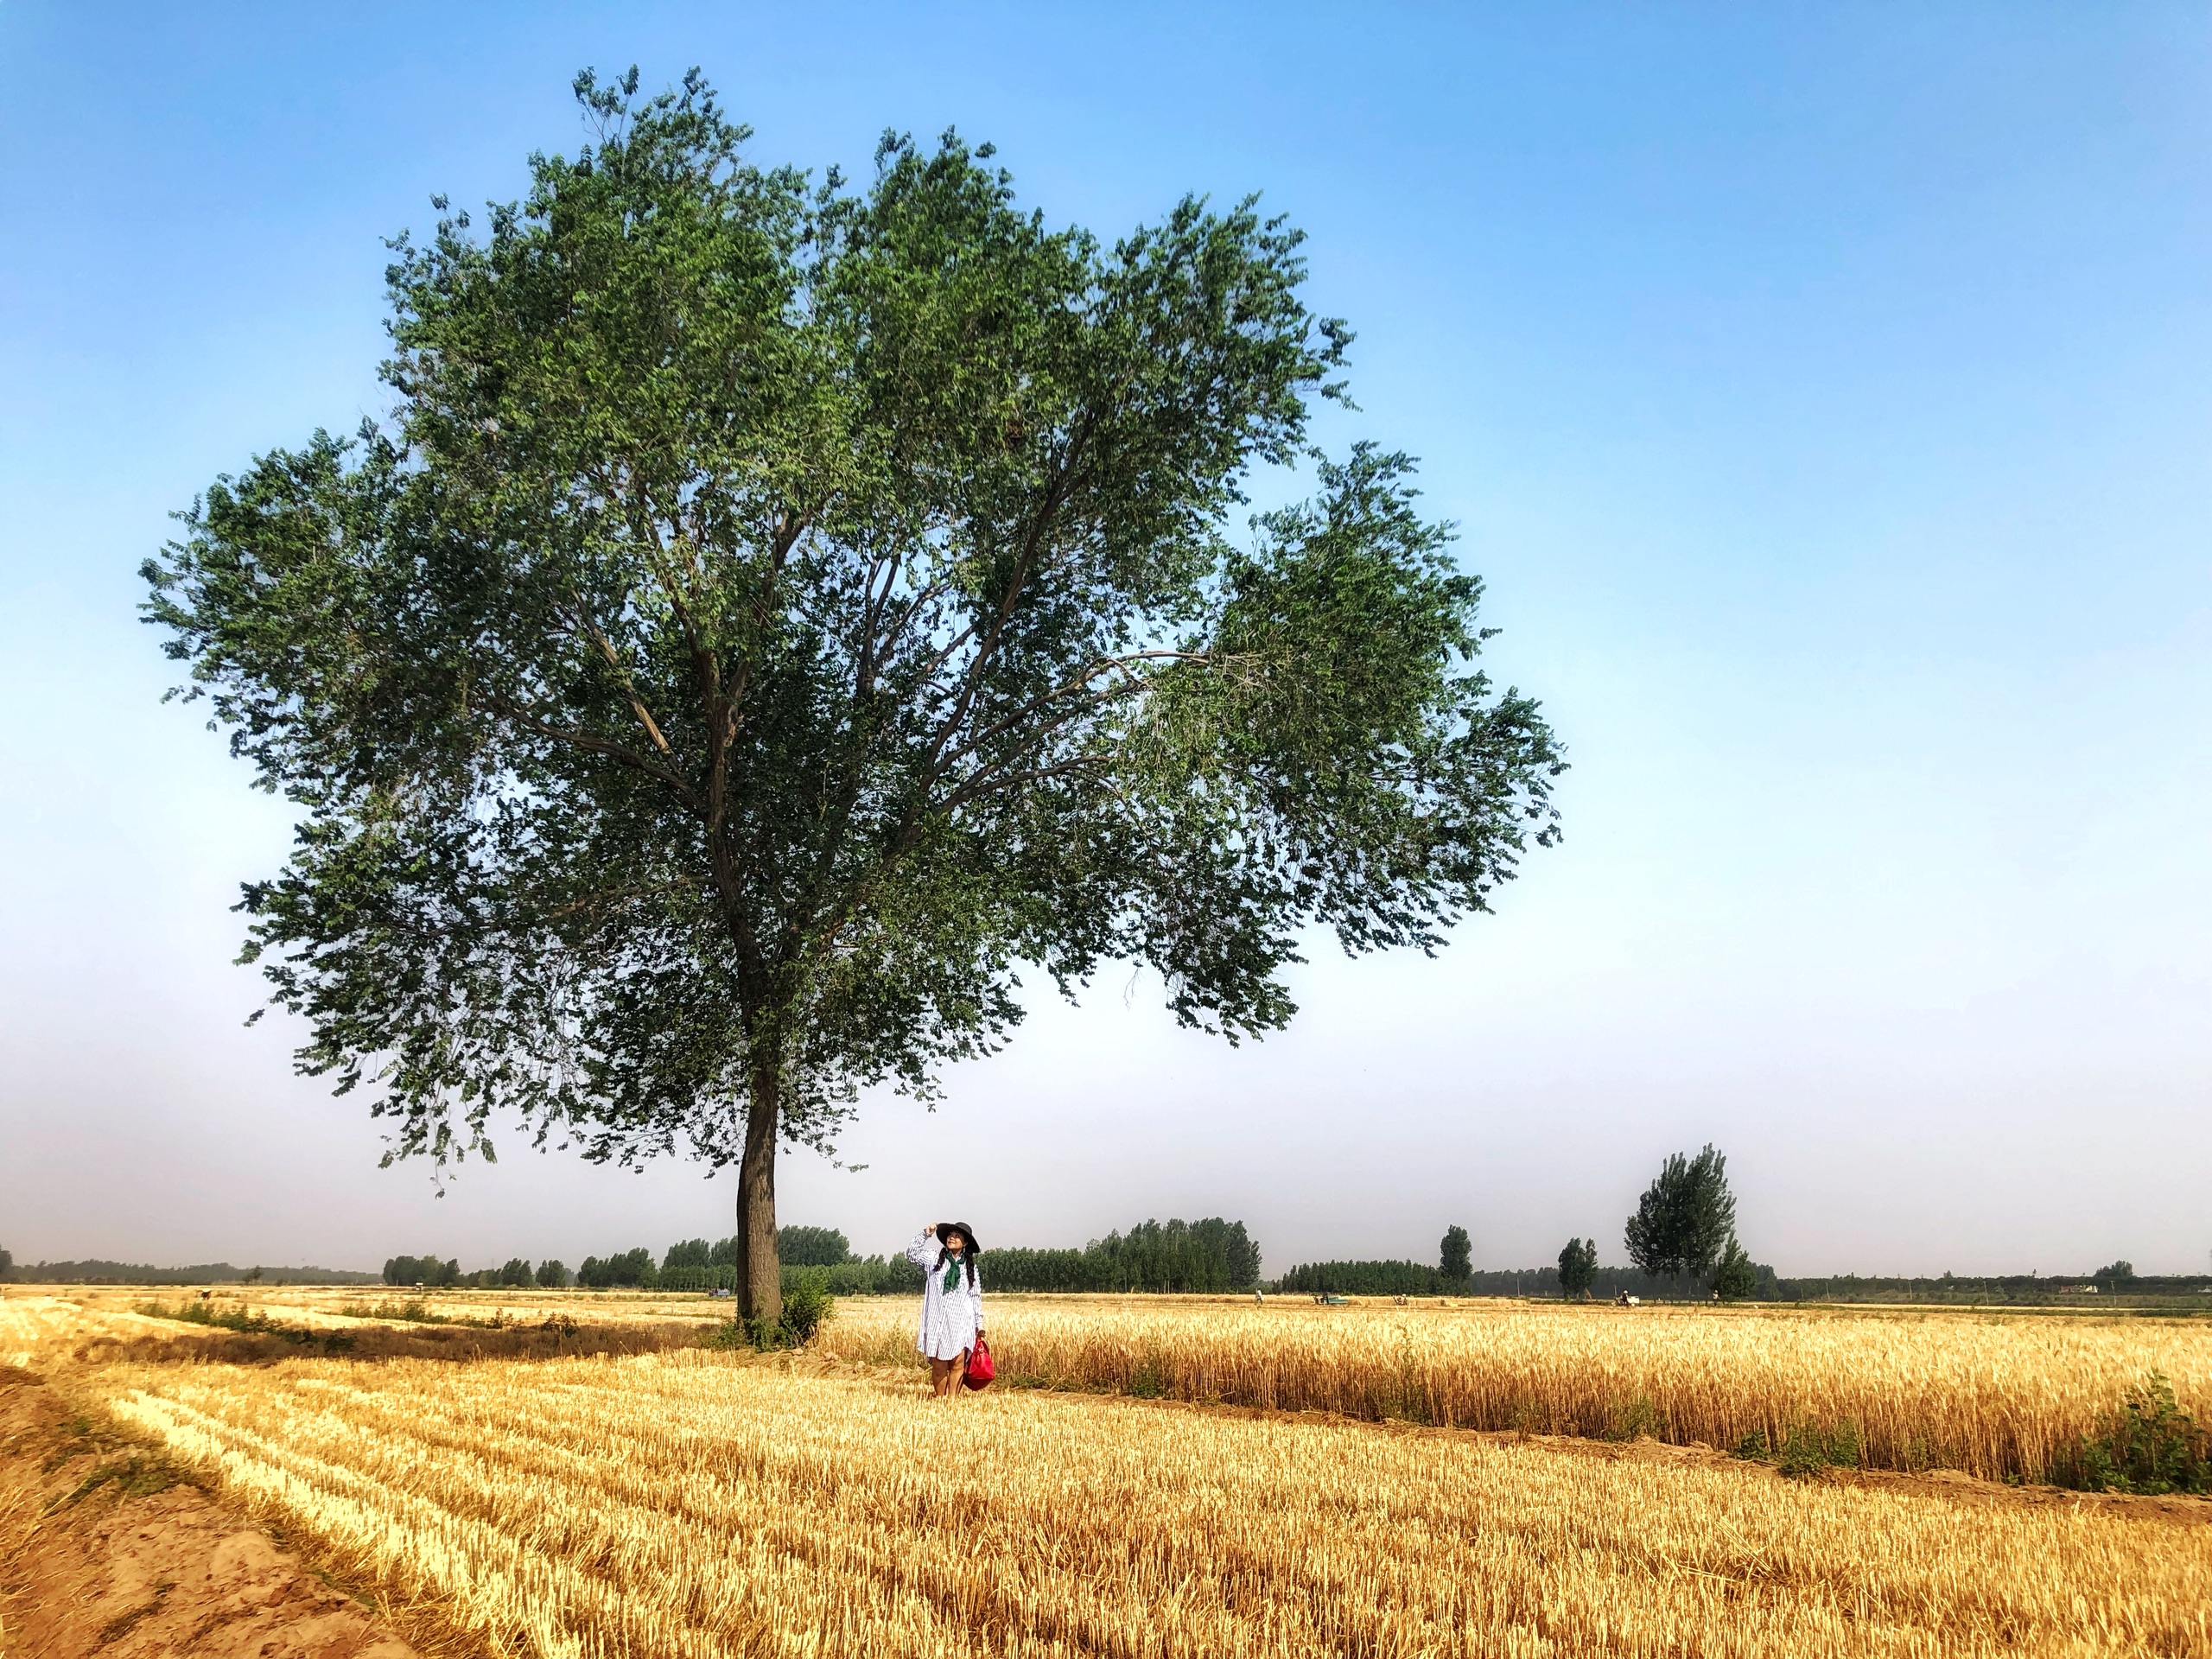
[939, 648, 1210, 770]
[481, 695, 704, 810]
[570, 613, 678, 756]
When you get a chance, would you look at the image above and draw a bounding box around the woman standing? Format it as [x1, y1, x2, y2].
[906, 1222, 985, 1399]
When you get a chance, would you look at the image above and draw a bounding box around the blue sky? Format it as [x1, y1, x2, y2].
[2, 3, 2205, 1277]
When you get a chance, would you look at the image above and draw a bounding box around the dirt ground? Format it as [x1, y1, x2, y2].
[0, 1364, 422, 1659]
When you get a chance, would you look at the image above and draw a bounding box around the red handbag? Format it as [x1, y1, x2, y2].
[963, 1335, 995, 1389]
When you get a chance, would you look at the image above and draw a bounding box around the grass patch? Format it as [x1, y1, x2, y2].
[41, 1413, 103, 1473]
[53, 1452, 179, 1512]
[131, 1300, 354, 1350]
[334, 1297, 501, 1329]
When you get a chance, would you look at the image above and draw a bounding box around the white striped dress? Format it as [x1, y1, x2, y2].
[906, 1230, 984, 1360]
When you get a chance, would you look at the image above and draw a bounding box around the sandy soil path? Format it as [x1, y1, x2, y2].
[0, 1364, 420, 1659]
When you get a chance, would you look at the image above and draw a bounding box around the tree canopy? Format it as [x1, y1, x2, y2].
[776, 1227, 853, 1268]
[983, 1217, 1260, 1294]
[1623, 1146, 1737, 1281]
[1557, 1236, 1598, 1298]
[1710, 1237, 1758, 1301]
[1439, 1224, 1471, 1281]
[143, 69, 1563, 1321]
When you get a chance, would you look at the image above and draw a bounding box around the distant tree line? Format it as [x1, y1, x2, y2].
[1276, 1259, 1458, 1296]
[378, 1230, 927, 1295]
[1764, 1269, 2212, 1304]
[0, 1258, 379, 1286]
[1268, 1149, 2212, 1304]
[366, 1236, 2211, 1306]
[1288, 1265, 2212, 1305]
[371, 1218, 1260, 1296]
[1276, 1262, 1788, 1299]
[981, 1219, 1262, 1294]
[1275, 1226, 1487, 1296]
[21, 1205, 2202, 1304]
[383, 1253, 569, 1288]
[1276, 1152, 1779, 1300]
[1273, 1255, 1789, 1300]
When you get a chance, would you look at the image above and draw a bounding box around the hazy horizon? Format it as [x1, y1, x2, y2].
[3, 3, 2206, 1281]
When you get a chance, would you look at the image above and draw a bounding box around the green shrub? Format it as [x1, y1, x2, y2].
[711, 1275, 836, 1351]
[1608, 1395, 1664, 1440]
[1734, 1420, 1863, 1478]
[1825, 1419, 1862, 1470]
[2050, 1372, 2209, 1495]
[1776, 1423, 1830, 1478]
[779, 1275, 834, 1345]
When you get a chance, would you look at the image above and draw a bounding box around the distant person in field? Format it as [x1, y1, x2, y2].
[906, 1222, 985, 1399]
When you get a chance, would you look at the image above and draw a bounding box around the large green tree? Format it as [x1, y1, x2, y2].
[145, 71, 1563, 1323]
[1623, 1145, 1738, 1283]
[1556, 1236, 1598, 1298]
[1439, 1224, 1471, 1281]
[1709, 1236, 1759, 1301]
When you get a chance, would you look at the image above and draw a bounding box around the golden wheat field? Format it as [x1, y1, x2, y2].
[7, 1292, 2210, 1657]
[807, 1294, 2212, 1484]
[31, 1284, 2212, 1482]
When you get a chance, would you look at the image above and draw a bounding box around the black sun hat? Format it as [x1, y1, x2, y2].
[935, 1222, 981, 1252]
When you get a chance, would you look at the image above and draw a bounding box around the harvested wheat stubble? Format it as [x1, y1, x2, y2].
[32, 1287, 2212, 1484]
[84, 1346, 2212, 1659]
[814, 1295, 2212, 1483]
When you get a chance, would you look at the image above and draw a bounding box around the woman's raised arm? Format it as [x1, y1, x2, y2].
[904, 1230, 938, 1268]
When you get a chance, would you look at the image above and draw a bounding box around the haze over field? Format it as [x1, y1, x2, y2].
[1, 3, 2206, 1277]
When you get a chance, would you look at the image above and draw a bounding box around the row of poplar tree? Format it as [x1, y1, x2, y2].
[382, 1217, 1263, 1295]
[380, 1230, 883, 1293]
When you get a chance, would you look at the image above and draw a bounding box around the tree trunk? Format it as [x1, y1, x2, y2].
[735, 1064, 781, 1327]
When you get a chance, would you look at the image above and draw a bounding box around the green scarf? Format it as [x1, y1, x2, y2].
[942, 1254, 965, 1295]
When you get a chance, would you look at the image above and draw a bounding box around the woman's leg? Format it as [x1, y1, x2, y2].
[928, 1356, 957, 1397]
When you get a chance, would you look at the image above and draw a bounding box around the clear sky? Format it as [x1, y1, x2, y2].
[2, 3, 2205, 1280]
